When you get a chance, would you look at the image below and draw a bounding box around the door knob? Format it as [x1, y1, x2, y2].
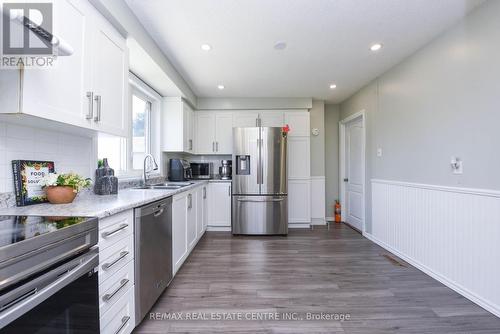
[343, 178, 349, 182]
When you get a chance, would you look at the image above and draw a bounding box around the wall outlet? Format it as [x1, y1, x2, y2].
[377, 148, 383, 157]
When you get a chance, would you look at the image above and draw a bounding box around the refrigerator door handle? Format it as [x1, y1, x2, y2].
[257, 138, 262, 184]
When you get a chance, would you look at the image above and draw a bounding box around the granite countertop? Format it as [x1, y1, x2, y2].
[0, 181, 208, 219]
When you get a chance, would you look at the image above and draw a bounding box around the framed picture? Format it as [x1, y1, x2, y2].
[12, 160, 55, 206]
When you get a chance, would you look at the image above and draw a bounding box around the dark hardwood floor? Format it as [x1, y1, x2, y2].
[134, 224, 500, 333]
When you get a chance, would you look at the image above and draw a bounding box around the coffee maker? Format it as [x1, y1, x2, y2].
[218, 160, 232, 180]
[168, 159, 192, 181]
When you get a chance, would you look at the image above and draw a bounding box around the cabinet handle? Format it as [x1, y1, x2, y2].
[212, 142, 215, 152]
[102, 251, 129, 270]
[203, 187, 206, 199]
[189, 139, 193, 151]
[102, 278, 129, 302]
[86, 92, 93, 119]
[94, 95, 101, 122]
[216, 142, 219, 152]
[228, 185, 231, 196]
[114, 316, 130, 334]
[188, 193, 192, 209]
[101, 223, 128, 238]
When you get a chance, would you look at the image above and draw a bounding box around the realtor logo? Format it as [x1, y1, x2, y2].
[1, 2, 55, 68]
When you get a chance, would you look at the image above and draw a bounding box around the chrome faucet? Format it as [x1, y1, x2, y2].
[143, 154, 159, 186]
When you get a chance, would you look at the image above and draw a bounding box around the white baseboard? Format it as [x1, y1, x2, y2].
[206, 226, 231, 232]
[363, 231, 500, 318]
[288, 223, 311, 228]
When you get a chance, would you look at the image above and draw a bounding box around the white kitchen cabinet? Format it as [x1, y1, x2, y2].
[285, 111, 310, 136]
[288, 137, 311, 178]
[208, 182, 232, 228]
[215, 113, 234, 154]
[288, 179, 311, 224]
[162, 98, 195, 153]
[90, 12, 128, 136]
[186, 192, 197, 250]
[232, 111, 260, 127]
[195, 112, 233, 154]
[172, 192, 188, 273]
[0, 0, 128, 137]
[195, 112, 216, 154]
[260, 111, 284, 127]
[202, 185, 209, 231]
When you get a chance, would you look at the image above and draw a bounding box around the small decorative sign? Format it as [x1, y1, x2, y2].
[12, 160, 55, 206]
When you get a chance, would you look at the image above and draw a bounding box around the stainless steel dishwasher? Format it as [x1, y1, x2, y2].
[134, 197, 173, 324]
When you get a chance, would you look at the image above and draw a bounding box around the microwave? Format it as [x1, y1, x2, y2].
[190, 162, 213, 179]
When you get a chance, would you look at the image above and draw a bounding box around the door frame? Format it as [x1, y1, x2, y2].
[339, 110, 366, 233]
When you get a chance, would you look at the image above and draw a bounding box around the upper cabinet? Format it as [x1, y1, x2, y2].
[285, 111, 310, 137]
[195, 112, 233, 154]
[0, 0, 128, 137]
[162, 98, 195, 153]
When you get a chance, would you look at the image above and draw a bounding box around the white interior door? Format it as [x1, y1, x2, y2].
[345, 117, 364, 231]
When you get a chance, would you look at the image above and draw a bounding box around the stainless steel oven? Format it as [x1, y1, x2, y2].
[0, 216, 99, 333]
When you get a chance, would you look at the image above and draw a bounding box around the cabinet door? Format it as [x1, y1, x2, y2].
[233, 112, 259, 128]
[183, 103, 195, 153]
[202, 186, 208, 230]
[284, 111, 310, 136]
[215, 113, 233, 154]
[288, 137, 311, 178]
[187, 193, 197, 250]
[196, 187, 204, 236]
[195, 112, 216, 154]
[91, 13, 128, 137]
[22, 0, 92, 128]
[260, 111, 284, 127]
[208, 183, 232, 227]
[288, 180, 311, 223]
[172, 194, 187, 273]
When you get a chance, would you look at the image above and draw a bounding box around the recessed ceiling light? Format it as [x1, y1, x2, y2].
[329, 84, 337, 89]
[217, 84, 225, 90]
[370, 43, 383, 52]
[274, 41, 287, 50]
[201, 44, 212, 51]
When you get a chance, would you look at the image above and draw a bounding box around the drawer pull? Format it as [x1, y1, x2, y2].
[102, 223, 128, 238]
[114, 315, 131, 334]
[103, 279, 129, 302]
[102, 251, 129, 270]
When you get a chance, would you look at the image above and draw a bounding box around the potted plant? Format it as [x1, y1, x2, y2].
[40, 173, 92, 204]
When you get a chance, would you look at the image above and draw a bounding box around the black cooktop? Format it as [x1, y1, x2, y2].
[0, 216, 92, 249]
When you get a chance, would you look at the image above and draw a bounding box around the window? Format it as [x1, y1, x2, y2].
[97, 73, 160, 177]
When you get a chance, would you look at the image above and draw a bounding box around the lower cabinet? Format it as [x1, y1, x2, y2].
[172, 184, 208, 275]
[97, 210, 135, 334]
[208, 182, 232, 229]
[288, 179, 311, 225]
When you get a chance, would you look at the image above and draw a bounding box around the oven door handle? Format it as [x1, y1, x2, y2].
[0, 249, 99, 328]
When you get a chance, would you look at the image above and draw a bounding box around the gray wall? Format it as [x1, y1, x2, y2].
[340, 0, 500, 232]
[309, 100, 325, 177]
[324, 104, 340, 217]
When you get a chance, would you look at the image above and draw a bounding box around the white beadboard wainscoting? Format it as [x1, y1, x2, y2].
[368, 179, 500, 317]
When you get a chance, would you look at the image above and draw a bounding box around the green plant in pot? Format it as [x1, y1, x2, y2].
[40, 173, 92, 204]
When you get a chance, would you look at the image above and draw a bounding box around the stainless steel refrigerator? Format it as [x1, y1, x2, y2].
[232, 127, 288, 235]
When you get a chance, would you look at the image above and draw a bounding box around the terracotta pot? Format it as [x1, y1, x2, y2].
[45, 186, 77, 204]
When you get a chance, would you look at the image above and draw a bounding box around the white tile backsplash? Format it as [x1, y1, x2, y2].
[0, 121, 94, 194]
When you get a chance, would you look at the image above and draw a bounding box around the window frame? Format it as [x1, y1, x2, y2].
[119, 73, 162, 179]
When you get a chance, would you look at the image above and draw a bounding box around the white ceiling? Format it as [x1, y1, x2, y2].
[125, 0, 484, 103]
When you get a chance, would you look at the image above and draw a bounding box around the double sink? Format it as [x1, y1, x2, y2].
[133, 182, 194, 190]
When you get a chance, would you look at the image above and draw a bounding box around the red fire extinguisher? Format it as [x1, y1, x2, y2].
[334, 200, 341, 223]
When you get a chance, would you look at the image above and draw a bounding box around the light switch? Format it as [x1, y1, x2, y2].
[377, 148, 383, 157]
[451, 157, 463, 174]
